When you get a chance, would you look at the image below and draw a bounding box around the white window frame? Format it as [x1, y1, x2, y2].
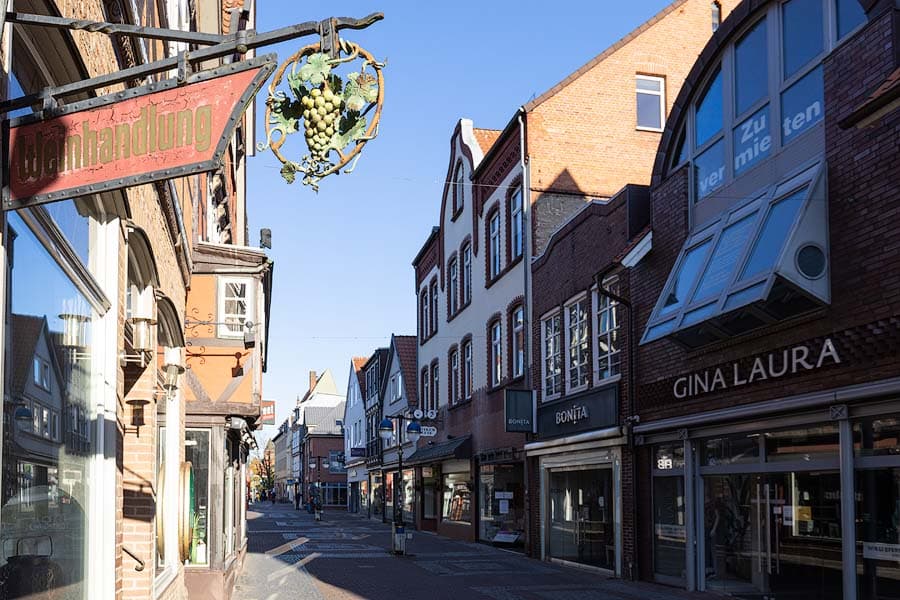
[636, 74, 666, 132]
[453, 162, 465, 213]
[450, 349, 459, 405]
[489, 212, 501, 279]
[510, 189, 523, 260]
[430, 280, 439, 332]
[448, 258, 458, 315]
[463, 341, 473, 399]
[396, 372, 403, 401]
[421, 369, 430, 412]
[420, 287, 430, 339]
[512, 306, 525, 378]
[541, 311, 563, 402]
[490, 321, 502, 387]
[431, 364, 439, 411]
[592, 278, 623, 385]
[462, 244, 472, 305]
[564, 295, 590, 394]
[217, 276, 252, 338]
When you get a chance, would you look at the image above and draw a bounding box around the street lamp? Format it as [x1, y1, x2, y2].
[378, 415, 421, 555]
[308, 455, 330, 521]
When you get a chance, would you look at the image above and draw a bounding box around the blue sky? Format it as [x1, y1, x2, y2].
[248, 0, 674, 434]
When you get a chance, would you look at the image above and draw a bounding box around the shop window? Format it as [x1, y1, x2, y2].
[701, 434, 760, 466]
[479, 464, 524, 545]
[653, 476, 686, 579]
[782, 0, 824, 79]
[217, 277, 251, 338]
[184, 429, 211, 565]
[855, 467, 900, 600]
[764, 424, 839, 461]
[548, 468, 614, 570]
[442, 473, 472, 523]
[855, 418, 900, 457]
[511, 306, 524, 378]
[2, 211, 102, 600]
[636, 75, 666, 131]
[594, 279, 621, 381]
[542, 314, 562, 399]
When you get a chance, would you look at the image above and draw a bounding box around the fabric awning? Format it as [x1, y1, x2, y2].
[405, 435, 471, 465]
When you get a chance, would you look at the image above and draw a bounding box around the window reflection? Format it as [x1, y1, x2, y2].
[781, 66, 824, 145]
[740, 187, 806, 280]
[695, 139, 725, 199]
[782, 0, 824, 78]
[735, 18, 768, 116]
[695, 68, 723, 148]
[1, 212, 94, 600]
[662, 239, 712, 315]
[837, 0, 866, 39]
[692, 213, 758, 302]
[185, 429, 210, 565]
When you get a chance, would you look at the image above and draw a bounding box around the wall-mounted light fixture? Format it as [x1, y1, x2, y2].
[130, 316, 156, 352]
[243, 321, 256, 349]
[59, 313, 90, 348]
[162, 347, 185, 397]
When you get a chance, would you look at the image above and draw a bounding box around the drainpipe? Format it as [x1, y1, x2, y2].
[518, 108, 533, 555]
[594, 262, 638, 580]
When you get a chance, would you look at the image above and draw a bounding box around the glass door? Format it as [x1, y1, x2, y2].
[547, 467, 614, 570]
[703, 472, 842, 599]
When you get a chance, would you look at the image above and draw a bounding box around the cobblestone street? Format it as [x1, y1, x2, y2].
[236, 502, 703, 600]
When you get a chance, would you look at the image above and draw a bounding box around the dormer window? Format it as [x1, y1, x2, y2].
[33, 357, 50, 391]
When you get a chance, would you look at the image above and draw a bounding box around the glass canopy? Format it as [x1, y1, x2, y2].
[642, 161, 829, 348]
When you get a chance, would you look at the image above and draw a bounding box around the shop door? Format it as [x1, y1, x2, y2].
[547, 468, 614, 570]
[704, 472, 842, 599]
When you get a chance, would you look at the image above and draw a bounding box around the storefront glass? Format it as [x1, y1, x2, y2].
[423, 470, 438, 519]
[185, 429, 211, 565]
[359, 480, 368, 512]
[369, 473, 382, 517]
[548, 468, 614, 570]
[442, 472, 471, 523]
[384, 471, 394, 518]
[855, 466, 900, 599]
[653, 476, 686, 579]
[401, 469, 415, 525]
[703, 471, 842, 599]
[0, 211, 99, 599]
[478, 464, 525, 545]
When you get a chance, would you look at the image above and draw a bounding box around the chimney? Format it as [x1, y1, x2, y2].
[309, 370, 317, 393]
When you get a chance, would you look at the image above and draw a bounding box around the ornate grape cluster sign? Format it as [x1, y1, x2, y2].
[258, 39, 384, 191]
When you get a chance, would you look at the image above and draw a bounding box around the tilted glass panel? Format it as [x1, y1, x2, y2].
[682, 301, 719, 328]
[741, 187, 807, 280]
[733, 105, 772, 176]
[723, 281, 767, 312]
[781, 66, 823, 145]
[734, 18, 768, 116]
[661, 239, 713, 317]
[695, 68, 723, 148]
[645, 318, 678, 342]
[837, 0, 866, 39]
[695, 139, 725, 200]
[782, 0, 824, 79]
[692, 212, 758, 302]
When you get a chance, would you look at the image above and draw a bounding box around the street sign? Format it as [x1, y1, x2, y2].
[260, 400, 275, 425]
[350, 447, 366, 457]
[505, 389, 536, 433]
[4, 55, 275, 210]
[420, 426, 437, 438]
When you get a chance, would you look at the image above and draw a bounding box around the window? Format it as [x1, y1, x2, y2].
[565, 299, 589, 390]
[636, 75, 666, 131]
[448, 258, 458, 315]
[218, 278, 250, 338]
[490, 321, 502, 386]
[430, 279, 439, 333]
[594, 278, 621, 381]
[421, 369, 430, 411]
[396, 372, 403, 401]
[420, 287, 429, 340]
[509, 188, 523, 260]
[184, 429, 211, 565]
[836, 0, 865, 39]
[450, 349, 460, 405]
[442, 472, 471, 523]
[42, 407, 50, 438]
[462, 243, 472, 304]
[463, 341, 473, 399]
[431, 364, 439, 409]
[33, 357, 51, 391]
[489, 211, 501, 279]
[453, 162, 464, 214]
[542, 315, 562, 398]
[511, 306, 525, 378]
[711, 1, 721, 31]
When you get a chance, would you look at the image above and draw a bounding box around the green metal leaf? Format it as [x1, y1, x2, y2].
[342, 72, 378, 113]
[280, 162, 297, 184]
[330, 115, 367, 150]
[268, 92, 303, 134]
[287, 71, 309, 100]
[298, 53, 332, 86]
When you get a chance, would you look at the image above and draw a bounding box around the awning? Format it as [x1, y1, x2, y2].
[642, 161, 829, 348]
[405, 435, 471, 465]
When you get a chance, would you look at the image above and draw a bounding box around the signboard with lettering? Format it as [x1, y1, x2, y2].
[3, 55, 275, 210]
[350, 447, 366, 458]
[259, 400, 276, 425]
[505, 389, 535, 433]
[420, 426, 437, 438]
[537, 385, 618, 439]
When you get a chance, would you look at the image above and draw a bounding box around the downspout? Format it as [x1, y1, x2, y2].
[594, 262, 638, 580]
[518, 108, 532, 555]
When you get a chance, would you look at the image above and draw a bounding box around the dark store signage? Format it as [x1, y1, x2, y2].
[673, 338, 841, 400]
[537, 386, 618, 438]
[505, 389, 535, 433]
[350, 447, 366, 458]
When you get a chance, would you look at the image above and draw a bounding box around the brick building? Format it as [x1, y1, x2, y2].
[411, 0, 736, 556]
[628, 1, 898, 598]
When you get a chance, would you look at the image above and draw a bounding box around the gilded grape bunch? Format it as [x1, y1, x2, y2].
[258, 38, 384, 191]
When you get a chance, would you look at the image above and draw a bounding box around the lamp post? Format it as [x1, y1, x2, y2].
[308, 455, 330, 521]
[378, 415, 421, 554]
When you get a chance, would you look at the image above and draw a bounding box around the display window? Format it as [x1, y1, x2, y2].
[442, 473, 472, 523]
[184, 429, 211, 565]
[478, 464, 525, 545]
[547, 467, 614, 570]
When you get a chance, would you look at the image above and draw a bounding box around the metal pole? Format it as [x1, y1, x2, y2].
[398, 416, 404, 527]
